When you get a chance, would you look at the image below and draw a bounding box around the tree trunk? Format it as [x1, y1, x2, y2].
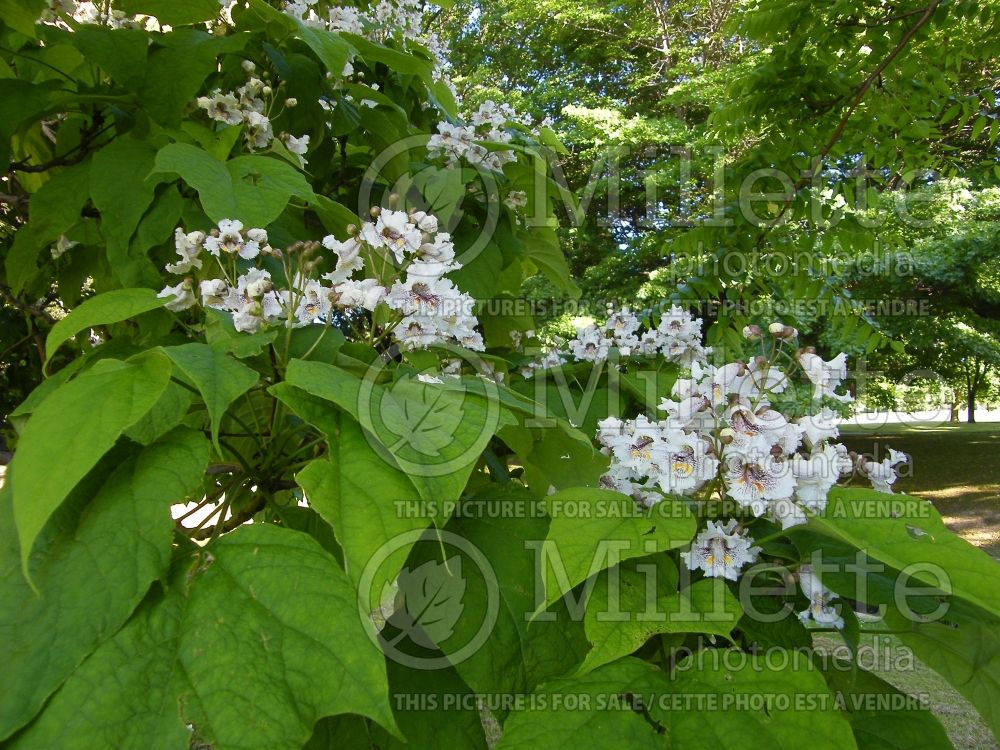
[967, 389, 977, 423]
[951, 401, 960, 422]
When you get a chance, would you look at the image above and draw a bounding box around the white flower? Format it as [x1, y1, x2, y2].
[244, 111, 274, 150]
[50, 235, 77, 259]
[199, 278, 229, 308]
[654, 305, 708, 364]
[604, 415, 668, 476]
[726, 405, 790, 451]
[419, 232, 456, 263]
[860, 448, 908, 493]
[797, 407, 840, 447]
[336, 278, 386, 310]
[405, 259, 461, 283]
[246, 227, 268, 245]
[417, 373, 443, 384]
[294, 279, 332, 324]
[798, 565, 844, 629]
[321, 236, 364, 284]
[233, 305, 263, 333]
[158, 280, 196, 311]
[165, 230, 205, 274]
[504, 190, 527, 210]
[237, 268, 272, 299]
[799, 352, 853, 403]
[769, 497, 808, 529]
[197, 90, 243, 125]
[569, 324, 613, 362]
[791, 443, 851, 512]
[327, 5, 365, 34]
[360, 209, 422, 262]
[722, 446, 795, 514]
[411, 211, 438, 234]
[656, 432, 719, 494]
[204, 219, 244, 256]
[283, 133, 310, 166]
[682, 519, 761, 581]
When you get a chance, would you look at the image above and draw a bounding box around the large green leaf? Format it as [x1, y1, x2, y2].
[284, 359, 513, 503]
[0, 0, 46, 37]
[495, 658, 670, 749]
[45, 288, 167, 370]
[0, 428, 209, 741]
[391, 487, 590, 708]
[540, 488, 696, 606]
[370, 655, 489, 750]
[296, 415, 434, 611]
[810, 487, 1000, 621]
[153, 143, 316, 226]
[577, 559, 741, 675]
[820, 659, 954, 750]
[652, 649, 859, 749]
[342, 32, 434, 81]
[247, 0, 354, 76]
[12, 525, 398, 749]
[499, 421, 609, 493]
[888, 611, 1000, 744]
[70, 27, 149, 89]
[90, 138, 160, 287]
[141, 29, 247, 126]
[161, 343, 259, 455]
[10, 352, 172, 570]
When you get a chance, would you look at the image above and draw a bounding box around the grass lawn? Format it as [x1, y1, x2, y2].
[839, 421, 1000, 556]
[834, 422, 1000, 749]
[814, 632, 997, 750]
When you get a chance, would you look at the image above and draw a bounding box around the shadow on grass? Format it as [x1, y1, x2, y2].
[839, 423, 1000, 557]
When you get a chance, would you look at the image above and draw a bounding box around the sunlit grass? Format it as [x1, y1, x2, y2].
[835, 423, 1000, 749]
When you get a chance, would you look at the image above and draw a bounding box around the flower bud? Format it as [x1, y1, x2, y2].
[768, 322, 785, 335]
[262, 85, 272, 97]
[719, 428, 735, 445]
[781, 326, 798, 339]
[743, 324, 762, 340]
[241, 60, 256, 73]
[369, 206, 381, 218]
[286, 97, 298, 107]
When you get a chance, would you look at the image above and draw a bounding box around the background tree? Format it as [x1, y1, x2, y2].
[441, 0, 1000, 358]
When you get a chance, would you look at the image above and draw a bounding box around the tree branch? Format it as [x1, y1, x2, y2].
[754, 0, 942, 247]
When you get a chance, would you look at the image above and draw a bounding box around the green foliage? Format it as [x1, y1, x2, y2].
[0, 2, 998, 749]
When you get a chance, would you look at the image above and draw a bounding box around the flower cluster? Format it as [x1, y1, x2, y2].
[366, 209, 484, 351]
[43, 0, 159, 28]
[585, 311, 910, 582]
[283, 0, 453, 86]
[157, 208, 483, 350]
[427, 101, 536, 173]
[197, 63, 309, 164]
[524, 305, 710, 376]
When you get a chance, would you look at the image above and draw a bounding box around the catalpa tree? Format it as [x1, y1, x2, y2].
[1, 2, 999, 750]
